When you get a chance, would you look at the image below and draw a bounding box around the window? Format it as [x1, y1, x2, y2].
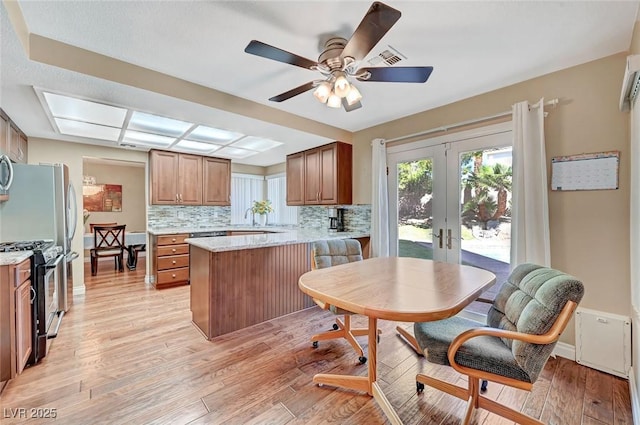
[267, 173, 298, 225]
[230, 173, 264, 225]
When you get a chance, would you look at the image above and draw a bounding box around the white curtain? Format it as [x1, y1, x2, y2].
[510, 99, 551, 267]
[266, 174, 298, 225]
[230, 174, 265, 225]
[371, 138, 389, 257]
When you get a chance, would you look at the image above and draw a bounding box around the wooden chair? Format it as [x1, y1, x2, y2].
[310, 239, 381, 364]
[90, 224, 126, 276]
[89, 222, 117, 232]
[397, 263, 584, 425]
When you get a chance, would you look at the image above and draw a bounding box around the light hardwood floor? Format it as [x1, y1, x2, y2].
[0, 259, 633, 424]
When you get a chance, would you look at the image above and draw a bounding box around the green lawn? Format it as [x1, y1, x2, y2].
[399, 239, 433, 259]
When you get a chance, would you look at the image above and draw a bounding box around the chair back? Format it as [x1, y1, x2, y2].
[90, 222, 117, 232]
[488, 263, 584, 382]
[312, 239, 362, 270]
[93, 224, 126, 251]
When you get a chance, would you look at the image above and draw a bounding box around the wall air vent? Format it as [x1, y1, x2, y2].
[619, 54, 640, 112]
[367, 45, 406, 67]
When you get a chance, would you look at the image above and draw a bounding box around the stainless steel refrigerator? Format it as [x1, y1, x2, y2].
[0, 163, 78, 312]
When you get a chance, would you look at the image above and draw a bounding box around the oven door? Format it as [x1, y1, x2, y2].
[44, 254, 64, 339]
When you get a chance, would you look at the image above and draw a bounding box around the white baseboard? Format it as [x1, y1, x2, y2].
[552, 341, 575, 360]
[144, 274, 154, 284]
[72, 285, 86, 295]
[630, 367, 640, 425]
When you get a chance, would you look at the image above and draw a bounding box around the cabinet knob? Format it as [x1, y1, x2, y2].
[172, 260, 176, 264]
[172, 274, 176, 278]
[171, 238, 176, 242]
[172, 248, 176, 252]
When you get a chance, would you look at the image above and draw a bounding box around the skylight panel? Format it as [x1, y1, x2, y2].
[55, 118, 121, 142]
[122, 130, 175, 148]
[44, 92, 127, 127]
[231, 136, 283, 152]
[128, 111, 193, 137]
[186, 125, 243, 144]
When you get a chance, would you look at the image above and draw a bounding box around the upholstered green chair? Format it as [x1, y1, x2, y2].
[401, 263, 584, 425]
[310, 239, 380, 364]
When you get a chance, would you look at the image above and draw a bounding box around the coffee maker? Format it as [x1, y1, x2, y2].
[328, 208, 346, 232]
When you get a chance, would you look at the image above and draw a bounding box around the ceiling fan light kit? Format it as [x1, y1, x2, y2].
[244, 1, 433, 112]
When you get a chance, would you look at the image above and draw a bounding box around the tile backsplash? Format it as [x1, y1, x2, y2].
[148, 204, 371, 233]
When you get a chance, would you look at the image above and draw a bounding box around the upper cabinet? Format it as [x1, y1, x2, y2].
[286, 141, 352, 206]
[0, 109, 27, 164]
[203, 157, 231, 206]
[149, 149, 230, 206]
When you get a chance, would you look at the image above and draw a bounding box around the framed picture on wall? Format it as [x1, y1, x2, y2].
[83, 184, 122, 212]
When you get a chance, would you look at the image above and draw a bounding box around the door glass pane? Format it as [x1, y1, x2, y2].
[459, 147, 512, 314]
[397, 159, 434, 259]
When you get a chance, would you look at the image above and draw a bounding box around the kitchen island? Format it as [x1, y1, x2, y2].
[185, 228, 369, 340]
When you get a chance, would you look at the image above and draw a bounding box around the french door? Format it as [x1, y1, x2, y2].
[388, 122, 513, 311]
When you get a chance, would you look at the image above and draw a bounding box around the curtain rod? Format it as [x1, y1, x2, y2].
[385, 98, 559, 145]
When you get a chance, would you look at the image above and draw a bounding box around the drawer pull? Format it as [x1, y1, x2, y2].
[172, 248, 177, 252]
[172, 260, 176, 264]
[172, 274, 176, 278]
[171, 238, 176, 242]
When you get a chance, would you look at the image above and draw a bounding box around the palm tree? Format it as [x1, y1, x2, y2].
[463, 163, 512, 228]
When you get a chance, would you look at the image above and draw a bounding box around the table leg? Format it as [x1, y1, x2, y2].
[312, 316, 404, 424]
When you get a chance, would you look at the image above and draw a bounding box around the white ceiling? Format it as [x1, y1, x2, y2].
[1, 1, 639, 167]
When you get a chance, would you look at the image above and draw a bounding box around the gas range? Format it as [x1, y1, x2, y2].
[0, 240, 62, 264]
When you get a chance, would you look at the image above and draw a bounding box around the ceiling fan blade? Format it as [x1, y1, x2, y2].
[268, 81, 316, 102]
[342, 98, 362, 112]
[356, 66, 434, 83]
[245, 40, 318, 70]
[340, 2, 401, 62]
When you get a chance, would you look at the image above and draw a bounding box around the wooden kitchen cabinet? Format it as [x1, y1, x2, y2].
[286, 152, 305, 206]
[286, 141, 352, 206]
[203, 157, 231, 206]
[8, 124, 28, 164]
[0, 111, 8, 155]
[12, 259, 31, 375]
[150, 150, 203, 205]
[151, 233, 190, 289]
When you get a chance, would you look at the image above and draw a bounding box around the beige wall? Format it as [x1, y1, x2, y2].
[28, 138, 149, 290]
[82, 162, 146, 233]
[353, 53, 631, 345]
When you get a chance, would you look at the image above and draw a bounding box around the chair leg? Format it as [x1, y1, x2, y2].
[91, 256, 97, 276]
[396, 326, 423, 355]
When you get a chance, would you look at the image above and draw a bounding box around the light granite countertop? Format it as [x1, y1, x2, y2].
[0, 251, 33, 266]
[185, 228, 370, 253]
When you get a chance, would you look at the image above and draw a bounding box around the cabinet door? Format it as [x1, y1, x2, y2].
[178, 154, 203, 205]
[286, 152, 305, 206]
[319, 144, 337, 204]
[203, 157, 230, 206]
[8, 125, 26, 164]
[0, 114, 8, 155]
[15, 280, 31, 374]
[304, 148, 321, 204]
[150, 150, 180, 204]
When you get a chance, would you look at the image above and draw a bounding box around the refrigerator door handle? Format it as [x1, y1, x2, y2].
[67, 251, 79, 262]
[0, 154, 13, 191]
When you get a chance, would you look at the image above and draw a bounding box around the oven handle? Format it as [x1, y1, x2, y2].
[47, 311, 64, 339]
[45, 254, 64, 269]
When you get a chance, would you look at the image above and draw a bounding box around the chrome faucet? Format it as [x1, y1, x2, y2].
[244, 207, 255, 226]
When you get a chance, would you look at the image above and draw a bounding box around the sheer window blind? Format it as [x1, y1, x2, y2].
[231, 173, 265, 225]
[267, 173, 298, 225]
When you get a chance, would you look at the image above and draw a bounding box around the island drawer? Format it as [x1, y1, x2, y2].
[11, 258, 31, 287]
[157, 234, 189, 245]
[156, 267, 189, 285]
[157, 254, 189, 270]
[157, 244, 189, 256]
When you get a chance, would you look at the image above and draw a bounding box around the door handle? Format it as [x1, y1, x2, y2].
[447, 229, 452, 250]
[435, 229, 443, 249]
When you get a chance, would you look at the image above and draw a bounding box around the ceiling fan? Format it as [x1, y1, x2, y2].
[244, 1, 433, 112]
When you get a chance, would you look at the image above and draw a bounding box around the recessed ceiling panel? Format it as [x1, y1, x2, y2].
[186, 125, 244, 144]
[231, 136, 283, 152]
[55, 118, 121, 141]
[128, 111, 193, 137]
[174, 139, 220, 153]
[44, 92, 127, 127]
[214, 146, 258, 159]
[122, 130, 175, 147]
